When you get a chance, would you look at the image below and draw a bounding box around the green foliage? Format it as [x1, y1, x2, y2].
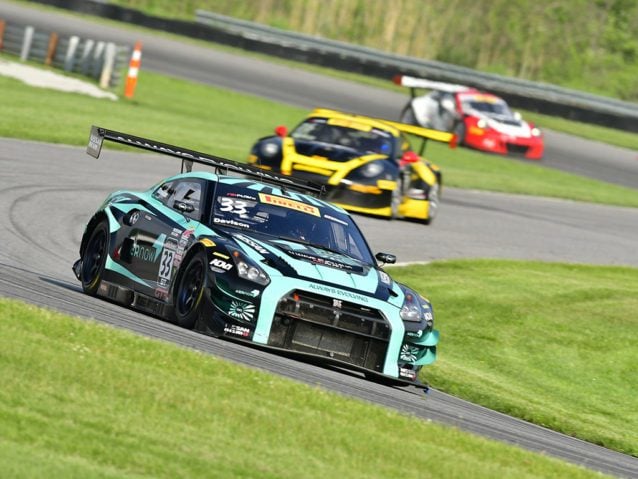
[109, 0, 638, 101]
[1, 63, 638, 207]
[389, 260, 638, 456]
[0, 298, 602, 478]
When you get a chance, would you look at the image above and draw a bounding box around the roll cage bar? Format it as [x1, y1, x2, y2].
[86, 125, 325, 196]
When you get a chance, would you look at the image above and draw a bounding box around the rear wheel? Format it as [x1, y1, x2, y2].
[81, 220, 109, 295]
[173, 251, 206, 329]
[400, 103, 417, 125]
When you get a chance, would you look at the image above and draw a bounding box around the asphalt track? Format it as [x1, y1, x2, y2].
[1, 2, 638, 477]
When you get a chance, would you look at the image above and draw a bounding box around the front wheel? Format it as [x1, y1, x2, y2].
[173, 251, 207, 329]
[81, 220, 109, 295]
[423, 183, 440, 225]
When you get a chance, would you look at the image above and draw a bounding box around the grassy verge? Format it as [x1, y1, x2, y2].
[0, 298, 605, 478]
[2, 61, 638, 207]
[8, 0, 638, 151]
[389, 260, 638, 456]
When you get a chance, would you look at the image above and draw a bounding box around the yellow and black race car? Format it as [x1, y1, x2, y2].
[248, 108, 455, 224]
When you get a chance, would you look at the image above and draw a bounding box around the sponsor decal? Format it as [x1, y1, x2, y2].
[170, 228, 182, 238]
[286, 249, 357, 271]
[258, 193, 320, 217]
[400, 344, 420, 362]
[308, 283, 369, 303]
[213, 217, 250, 228]
[228, 301, 255, 321]
[218, 197, 251, 215]
[129, 211, 140, 225]
[378, 271, 391, 284]
[226, 192, 257, 200]
[200, 238, 216, 247]
[154, 288, 169, 301]
[406, 330, 423, 338]
[174, 229, 194, 269]
[213, 251, 230, 259]
[234, 234, 269, 255]
[157, 238, 178, 288]
[323, 214, 348, 226]
[223, 324, 251, 337]
[398, 367, 417, 381]
[235, 289, 260, 298]
[143, 214, 152, 221]
[209, 258, 233, 273]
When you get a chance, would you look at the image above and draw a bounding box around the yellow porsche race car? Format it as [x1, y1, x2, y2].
[248, 108, 455, 224]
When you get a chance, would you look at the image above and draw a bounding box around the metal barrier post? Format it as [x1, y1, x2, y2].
[79, 38, 94, 74]
[20, 25, 34, 61]
[99, 42, 116, 88]
[64, 35, 79, 71]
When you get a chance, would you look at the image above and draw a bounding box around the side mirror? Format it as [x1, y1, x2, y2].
[274, 125, 288, 137]
[173, 201, 195, 214]
[375, 252, 396, 265]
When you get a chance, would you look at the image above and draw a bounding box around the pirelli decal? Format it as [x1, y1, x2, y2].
[258, 193, 320, 216]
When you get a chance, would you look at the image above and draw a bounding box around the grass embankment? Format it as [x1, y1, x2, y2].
[1, 62, 638, 207]
[0, 298, 608, 478]
[108, 0, 638, 103]
[389, 260, 638, 456]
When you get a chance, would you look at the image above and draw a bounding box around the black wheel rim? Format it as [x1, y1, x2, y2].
[83, 230, 106, 284]
[177, 260, 204, 315]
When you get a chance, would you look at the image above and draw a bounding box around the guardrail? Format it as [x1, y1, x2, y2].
[0, 18, 129, 88]
[194, 10, 638, 133]
[24, 0, 638, 132]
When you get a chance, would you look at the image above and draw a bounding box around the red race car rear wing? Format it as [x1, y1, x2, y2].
[86, 125, 326, 196]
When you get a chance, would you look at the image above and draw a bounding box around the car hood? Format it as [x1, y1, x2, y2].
[468, 110, 533, 138]
[232, 233, 398, 299]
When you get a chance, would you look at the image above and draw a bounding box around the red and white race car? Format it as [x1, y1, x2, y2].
[394, 75, 544, 160]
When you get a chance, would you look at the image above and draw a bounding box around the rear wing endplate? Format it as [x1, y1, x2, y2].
[86, 126, 325, 196]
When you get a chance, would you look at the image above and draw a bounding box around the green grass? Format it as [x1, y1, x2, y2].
[9, 0, 638, 152]
[388, 260, 638, 456]
[2, 60, 638, 208]
[0, 298, 606, 478]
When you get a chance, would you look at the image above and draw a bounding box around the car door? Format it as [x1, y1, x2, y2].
[120, 178, 206, 299]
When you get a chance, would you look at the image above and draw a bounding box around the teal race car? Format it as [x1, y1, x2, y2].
[73, 126, 439, 387]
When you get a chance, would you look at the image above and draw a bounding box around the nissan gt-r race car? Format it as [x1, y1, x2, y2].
[395, 75, 544, 160]
[248, 108, 456, 225]
[73, 126, 439, 387]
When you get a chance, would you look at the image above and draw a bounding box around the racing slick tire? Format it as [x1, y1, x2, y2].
[400, 104, 418, 126]
[453, 121, 466, 146]
[173, 251, 207, 329]
[423, 182, 440, 225]
[80, 220, 109, 296]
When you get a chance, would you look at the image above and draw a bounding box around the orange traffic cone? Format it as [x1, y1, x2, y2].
[124, 41, 142, 99]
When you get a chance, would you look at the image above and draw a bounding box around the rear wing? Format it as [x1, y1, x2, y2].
[393, 75, 469, 98]
[380, 119, 455, 144]
[86, 126, 325, 196]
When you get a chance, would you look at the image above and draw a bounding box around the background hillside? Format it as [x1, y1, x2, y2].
[112, 0, 638, 102]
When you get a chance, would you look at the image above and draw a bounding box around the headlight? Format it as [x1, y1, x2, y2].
[400, 291, 422, 322]
[229, 249, 270, 285]
[531, 127, 541, 137]
[359, 161, 384, 178]
[477, 119, 488, 129]
[260, 141, 280, 157]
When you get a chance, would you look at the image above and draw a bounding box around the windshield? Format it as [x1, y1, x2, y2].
[210, 182, 375, 264]
[460, 94, 512, 117]
[291, 117, 394, 155]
